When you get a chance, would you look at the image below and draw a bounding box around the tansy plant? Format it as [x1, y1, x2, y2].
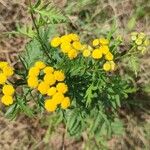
[2, 0, 149, 146]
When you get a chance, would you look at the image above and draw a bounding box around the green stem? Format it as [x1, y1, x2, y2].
[28, 0, 52, 60]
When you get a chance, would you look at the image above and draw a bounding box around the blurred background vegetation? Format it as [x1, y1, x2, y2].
[0, 0, 150, 149]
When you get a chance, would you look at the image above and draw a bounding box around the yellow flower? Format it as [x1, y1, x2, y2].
[44, 73, 56, 86]
[92, 49, 102, 59]
[68, 33, 79, 41]
[47, 87, 57, 96]
[0, 73, 7, 84]
[72, 41, 82, 50]
[35, 61, 46, 69]
[44, 99, 57, 112]
[38, 81, 50, 94]
[60, 42, 72, 53]
[83, 49, 91, 57]
[144, 39, 149, 46]
[50, 37, 61, 47]
[68, 49, 78, 60]
[92, 39, 99, 46]
[110, 61, 116, 71]
[2, 84, 15, 96]
[103, 62, 111, 71]
[43, 66, 54, 74]
[61, 97, 70, 109]
[28, 67, 40, 77]
[53, 92, 64, 105]
[138, 32, 145, 39]
[61, 35, 72, 43]
[27, 77, 39, 88]
[0, 62, 8, 69]
[100, 45, 109, 55]
[3, 66, 14, 77]
[99, 38, 109, 45]
[135, 38, 142, 45]
[54, 70, 65, 81]
[131, 35, 137, 41]
[105, 52, 114, 61]
[1, 95, 13, 106]
[56, 83, 68, 94]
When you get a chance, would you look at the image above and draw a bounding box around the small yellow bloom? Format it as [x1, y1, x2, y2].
[0, 62, 8, 69]
[144, 39, 149, 46]
[38, 81, 50, 94]
[0, 73, 7, 84]
[43, 66, 54, 74]
[35, 61, 46, 69]
[92, 49, 102, 59]
[105, 52, 114, 61]
[72, 41, 82, 50]
[100, 45, 109, 55]
[53, 92, 64, 105]
[61, 97, 70, 109]
[2, 84, 15, 96]
[44, 73, 56, 86]
[61, 35, 72, 43]
[99, 38, 109, 45]
[110, 61, 116, 71]
[56, 83, 68, 94]
[27, 77, 39, 88]
[44, 99, 57, 112]
[68, 33, 79, 41]
[47, 87, 57, 96]
[138, 32, 145, 39]
[68, 49, 78, 60]
[135, 38, 142, 45]
[28, 67, 40, 77]
[131, 35, 137, 41]
[1, 95, 13, 106]
[51, 37, 61, 47]
[83, 49, 91, 57]
[60, 42, 72, 53]
[103, 62, 111, 71]
[3, 66, 14, 77]
[92, 39, 99, 46]
[54, 70, 65, 81]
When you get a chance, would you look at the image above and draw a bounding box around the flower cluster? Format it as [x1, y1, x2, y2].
[0, 61, 14, 105]
[27, 61, 71, 112]
[131, 32, 149, 53]
[50, 34, 116, 72]
[50, 33, 85, 60]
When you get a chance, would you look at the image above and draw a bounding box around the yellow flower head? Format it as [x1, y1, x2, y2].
[43, 66, 54, 74]
[68, 33, 79, 41]
[83, 49, 91, 57]
[53, 92, 64, 105]
[99, 38, 109, 45]
[54, 70, 65, 81]
[2, 84, 15, 96]
[92, 39, 99, 47]
[72, 41, 82, 50]
[44, 73, 56, 86]
[56, 83, 68, 94]
[27, 77, 39, 88]
[144, 38, 149, 47]
[47, 87, 57, 96]
[110, 61, 116, 71]
[1, 95, 13, 106]
[103, 62, 111, 71]
[0, 73, 7, 84]
[92, 49, 102, 59]
[38, 81, 49, 94]
[44, 99, 57, 112]
[61, 97, 70, 109]
[51, 37, 61, 47]
[61, 35, 72, 43]
[105, 52, 114, 61]
[135, 38, 142, 45]
[3, 66, 14, 77]
[100, 45, 109, 55]
[60, 42, 72, 53]
[35, 61, 46, 69]
[28, 67, 40, 77]
[68, 49, 78, 60]
[138, 32, 145, 39]
[0, 62, 8, 69]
